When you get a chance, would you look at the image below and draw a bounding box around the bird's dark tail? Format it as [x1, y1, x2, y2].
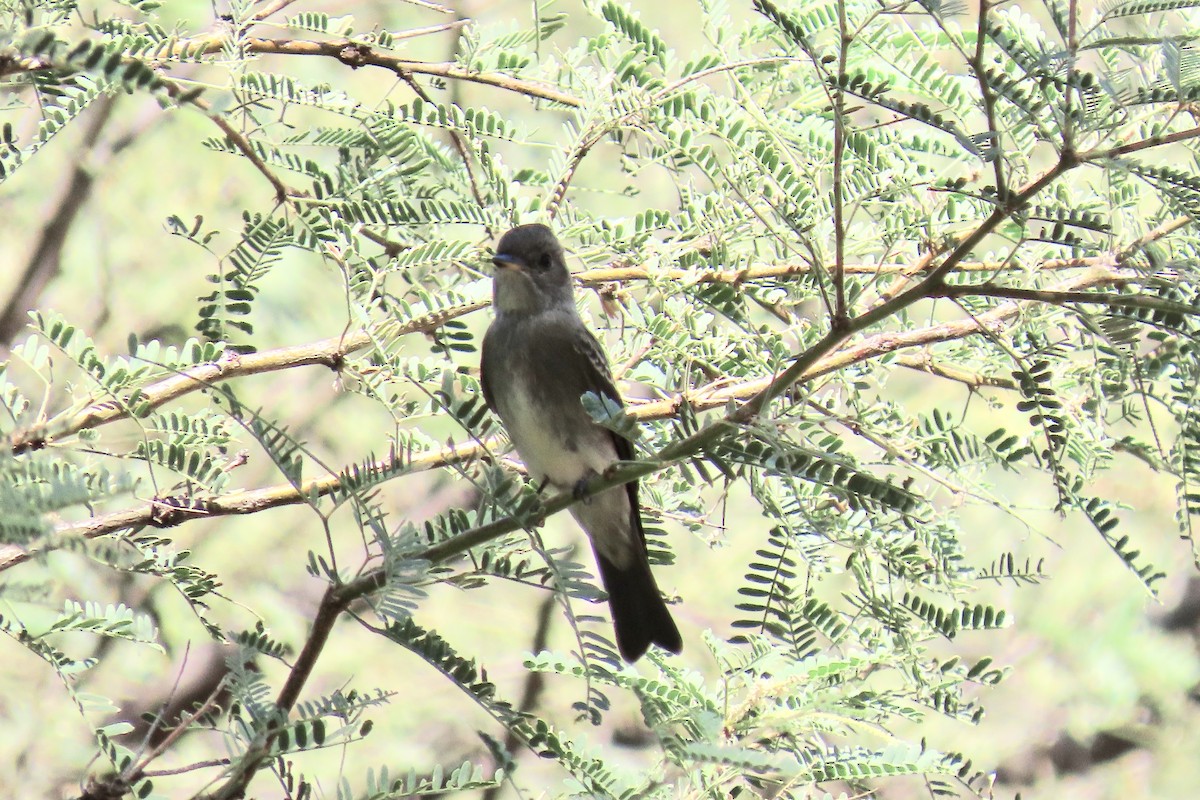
[594, 547, 682, 662]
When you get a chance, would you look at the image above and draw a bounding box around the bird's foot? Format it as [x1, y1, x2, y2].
[572, 472, 597, 503]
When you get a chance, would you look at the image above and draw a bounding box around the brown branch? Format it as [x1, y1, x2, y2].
[398, 70, 487, 211]
[0, 46, 298, 204]
[357, 226, 406, 257]
[0, 438, 490, 572]
[850, 156, 1074, 339]
[1118, 214, 1193, 258]
[576, 255, 1098, 286]
[200, 470, 482, 800]
[1082, 121, 1200, 161]
[81, 652, 231, 800]
[972, 0, 1008, 201]
[894, 352, 1020, 390]
[480, 590, 555, 800]
[204, 585, 346, 800]
[251, 0, 302, 22]
[128, 674, 229, 779]
[870, 246, 946, 306]
[183, 37, 580, 106]
[115, 644, 233, 750]
[7, 301, 488, 455]
[163, 83, 296, 204]
[832, 0, 849, 325]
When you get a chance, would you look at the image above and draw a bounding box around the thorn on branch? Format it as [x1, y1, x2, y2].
[337, 43, 369, 69]
[148, 496, 211, 528]
[10, 434, 47, 455]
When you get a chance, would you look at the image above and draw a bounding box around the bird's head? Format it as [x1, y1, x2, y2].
[490, 224, 574, 314]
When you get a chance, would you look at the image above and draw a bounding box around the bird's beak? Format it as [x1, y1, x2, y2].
[491, 253, 524, 271]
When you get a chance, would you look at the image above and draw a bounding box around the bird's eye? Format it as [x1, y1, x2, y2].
[538, 254, 552, 270]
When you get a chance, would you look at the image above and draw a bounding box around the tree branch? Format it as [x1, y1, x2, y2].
[1082, 121, 1200, 161]
[577, 254, 1099, 285]
[251, 0, 303, 22]
[189, 37, 580, 107]
[163, 83, 296, 204]
[203, 585, 347, 800]
[934, 282, 1200, 317]
[972, 0, 1008, 201]
[7, 302, 488, 454]
[0, 437, 490, 572]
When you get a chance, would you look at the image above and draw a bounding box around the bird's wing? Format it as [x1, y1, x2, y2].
[479, 325, 498, 412]
[563, 325, 648, 547]
[568, 325, 635, 464]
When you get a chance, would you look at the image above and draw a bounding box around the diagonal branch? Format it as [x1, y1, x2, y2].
[397, 70, 487, 210]
[251, 0, 303, 22]
[2, 266, 1131, 575]
[170, 85, 296, 204]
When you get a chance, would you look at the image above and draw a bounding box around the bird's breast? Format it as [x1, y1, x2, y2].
[498, 382, 617, 487]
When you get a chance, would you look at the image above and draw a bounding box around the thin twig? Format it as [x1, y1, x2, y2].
[579, 255, 1097, 284]
[933, 282, 1200, 317]
[480, 591, 555, 800]
[140, 759, 231, 778]
[127, 681, 228, 783]
[251, 0, 302, 22]
[205, 587, 346, 800]
[1081, 121, 1200, 161]
[972, 0, 1008, 200]
[156, 79, 296, 204]
[397, 70, 487, 211]
[545, 57, 805, 217]
[895, 352, 1020, 390]
[832, 0, 849, 325]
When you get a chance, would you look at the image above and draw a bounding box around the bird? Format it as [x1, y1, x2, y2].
[479, 223, 682, 662]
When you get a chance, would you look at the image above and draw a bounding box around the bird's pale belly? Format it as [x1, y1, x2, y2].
[501, 385, 617, 487]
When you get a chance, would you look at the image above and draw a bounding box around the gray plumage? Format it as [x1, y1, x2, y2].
[479, 223, 682, 662]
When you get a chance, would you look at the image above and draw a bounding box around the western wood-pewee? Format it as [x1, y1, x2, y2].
[480, 224, 682, 662]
